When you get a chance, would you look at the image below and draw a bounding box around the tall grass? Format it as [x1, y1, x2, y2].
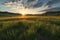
[0, 17, 60, 40]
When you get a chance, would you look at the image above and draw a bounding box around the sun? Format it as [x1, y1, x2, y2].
[21, 13, 26, 16]
[20, 10, 27, 16]
[20, 8, 32, 15]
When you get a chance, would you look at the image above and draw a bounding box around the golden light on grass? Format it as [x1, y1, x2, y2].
[21, 13, 26, 18]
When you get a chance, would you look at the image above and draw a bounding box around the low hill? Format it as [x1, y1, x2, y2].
[41, 11, 60, 16]
[0, 11, 21, 17]
[26, 11, 60, 16]
[41, 8, 60, 16]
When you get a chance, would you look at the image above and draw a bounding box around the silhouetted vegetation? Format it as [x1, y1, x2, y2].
[0, 11, 21, 17]
[0, 11, 60, 16]
[41, 11, 60, 16]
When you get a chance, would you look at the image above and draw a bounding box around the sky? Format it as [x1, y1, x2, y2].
[0, 0, 60, 14]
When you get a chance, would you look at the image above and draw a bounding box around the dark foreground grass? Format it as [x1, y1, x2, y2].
[0, 16, 60, 40]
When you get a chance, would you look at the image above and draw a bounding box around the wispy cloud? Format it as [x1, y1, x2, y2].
[0, 0, 60, 14]
[1, 0, 47, 14]
[3, 2, 13, 7]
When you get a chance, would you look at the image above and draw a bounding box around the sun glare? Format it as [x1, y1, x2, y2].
[21, 10, 27, 16]
[22, 13, 26, 16]
[13, 6, 46, 16]
[20, 8, 36, 15]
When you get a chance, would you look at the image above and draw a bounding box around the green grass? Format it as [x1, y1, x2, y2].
[0, 16, 60, 40]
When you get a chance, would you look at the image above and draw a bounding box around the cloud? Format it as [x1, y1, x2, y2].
[1, 0, 58, 14]
[3, 2, 13, 7]
[45, 0, 60, 7]
[3, 1, 45, 14]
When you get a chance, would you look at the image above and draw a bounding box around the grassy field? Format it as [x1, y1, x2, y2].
[0, 16, 60, 40]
